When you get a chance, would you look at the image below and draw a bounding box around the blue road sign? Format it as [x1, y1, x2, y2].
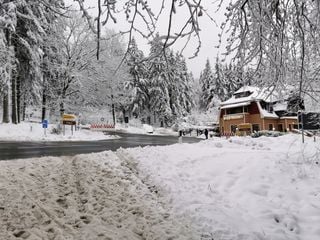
[42, 120, 48, 128]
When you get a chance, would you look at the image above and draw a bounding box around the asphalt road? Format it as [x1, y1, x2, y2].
[0, 132, 201, 160]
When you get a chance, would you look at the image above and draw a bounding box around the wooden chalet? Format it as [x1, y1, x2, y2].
[219, 86, 298, 135]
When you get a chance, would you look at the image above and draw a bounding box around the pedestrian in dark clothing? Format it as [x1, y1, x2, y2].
[204, 129, 208, 139]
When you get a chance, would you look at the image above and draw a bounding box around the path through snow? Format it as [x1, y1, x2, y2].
[0, 152, 196, 240]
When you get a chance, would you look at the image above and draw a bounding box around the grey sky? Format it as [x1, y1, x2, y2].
[65, 0, 228, 78]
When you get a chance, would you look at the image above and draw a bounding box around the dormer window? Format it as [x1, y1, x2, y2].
[268, 104, 273, 113]
[261, 101, 274, 112]
[234, 91, 252, 99]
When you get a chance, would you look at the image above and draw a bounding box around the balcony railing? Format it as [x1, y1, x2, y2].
[223, 113, 248, 120]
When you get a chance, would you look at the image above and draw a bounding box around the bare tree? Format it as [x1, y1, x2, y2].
[73, 0, 212, 61]
[220, 0, 320, 103]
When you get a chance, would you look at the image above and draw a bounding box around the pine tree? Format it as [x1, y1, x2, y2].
[0, 0, 65, 123]
[147, 33, 172, 125]
[175, 54, 194, 115]
[125, 37, 148, 118]
[199, 59, 215, 110]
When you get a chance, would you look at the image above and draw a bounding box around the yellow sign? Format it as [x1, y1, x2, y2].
[238, 123, 251, 129]
[62, 114, 76, 121]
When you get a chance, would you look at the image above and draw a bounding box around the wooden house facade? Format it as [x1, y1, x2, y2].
[219, 87, 298, 135]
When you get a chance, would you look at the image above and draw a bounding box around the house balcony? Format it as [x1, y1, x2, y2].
[223, 113, 249, 121]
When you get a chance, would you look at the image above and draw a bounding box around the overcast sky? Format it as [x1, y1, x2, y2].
[65, 0, 228, 78]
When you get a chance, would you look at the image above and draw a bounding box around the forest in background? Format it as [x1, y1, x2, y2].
[1, 0, 320, 126]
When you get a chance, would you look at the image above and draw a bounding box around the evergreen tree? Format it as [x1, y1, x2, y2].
[147, 33, 172, 125]
[199, 59, 215, 110]
[125, 37, 148, 118]
[175, 54, 194, 115]
[0, 0, 65, 123]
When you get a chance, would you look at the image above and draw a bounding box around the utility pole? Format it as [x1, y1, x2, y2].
[299, 111, 304, 143]
[111, 94, 115, 126]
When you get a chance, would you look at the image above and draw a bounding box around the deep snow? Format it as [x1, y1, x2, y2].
[0, 132, 319, 239]
[123, 134, 320, 240]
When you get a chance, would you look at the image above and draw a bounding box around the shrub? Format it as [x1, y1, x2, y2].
[251, 130, 284, 138]
[51, 127, 61, 135]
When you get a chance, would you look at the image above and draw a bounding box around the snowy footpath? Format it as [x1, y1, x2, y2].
[0, 134, 319, 240]
[0, 152, 196, 240]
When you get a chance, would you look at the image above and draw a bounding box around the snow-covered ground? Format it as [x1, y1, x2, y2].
[115, 123, 209, 138]
[123, 134, 320, 240]
[0, 122, 118, 141]
[115, 123, 178, 136]
[1, 134, 319, 239]
[0, 152, 196, 239]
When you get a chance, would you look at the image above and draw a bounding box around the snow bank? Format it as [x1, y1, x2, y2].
[0, 122, 119, 141]
[115, 123, 177, 136]
[123, 134, 320, 240]
[0, 152, 196, 240]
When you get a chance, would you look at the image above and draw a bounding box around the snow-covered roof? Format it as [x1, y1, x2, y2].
[234, 86, 260, 94]
[273, 102, 287, 112]
[256, 102, 278, 119]
[220, 86, 280, 106]
[280, 116, 298, 120]
[220, 101, 251, 109]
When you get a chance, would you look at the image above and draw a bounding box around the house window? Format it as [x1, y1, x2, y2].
[231, 125, 237, 133]
[226, 106, 248, 115]
[226, 107, 242, 115]
[261, 101, 274, 112]
[234, 91, 252, 99]
[278, 124, 283, 132]
[268, 124, 273, 131]
[252, 124, 260, 132]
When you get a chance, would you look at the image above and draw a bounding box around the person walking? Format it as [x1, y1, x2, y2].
[204, 129, 208, 139]
[178, 130, 183, 143]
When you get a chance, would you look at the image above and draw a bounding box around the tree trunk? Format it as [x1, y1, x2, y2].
[42, 88, 47, 121]
[111, 94, 115, 126]
[11, 70, 18, 124]
[22, 95, 26, 121]
[2, 94, 10, 123]
[96, 0, 101, 60]
[60, 101, 65, 118]
[2, 29, 11, 123]
[17, 74, 21, 123]
[122, 108, 126, 123]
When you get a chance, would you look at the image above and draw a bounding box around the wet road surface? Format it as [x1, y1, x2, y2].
[0, 132, 201, 160]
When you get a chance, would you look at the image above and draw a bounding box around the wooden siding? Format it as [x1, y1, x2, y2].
[219, 101, 298, 133]
[248, 102, 260, 114]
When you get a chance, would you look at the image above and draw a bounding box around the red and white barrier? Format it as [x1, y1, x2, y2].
[90, 123, 115, 130]
[220, 132, 235, 137]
